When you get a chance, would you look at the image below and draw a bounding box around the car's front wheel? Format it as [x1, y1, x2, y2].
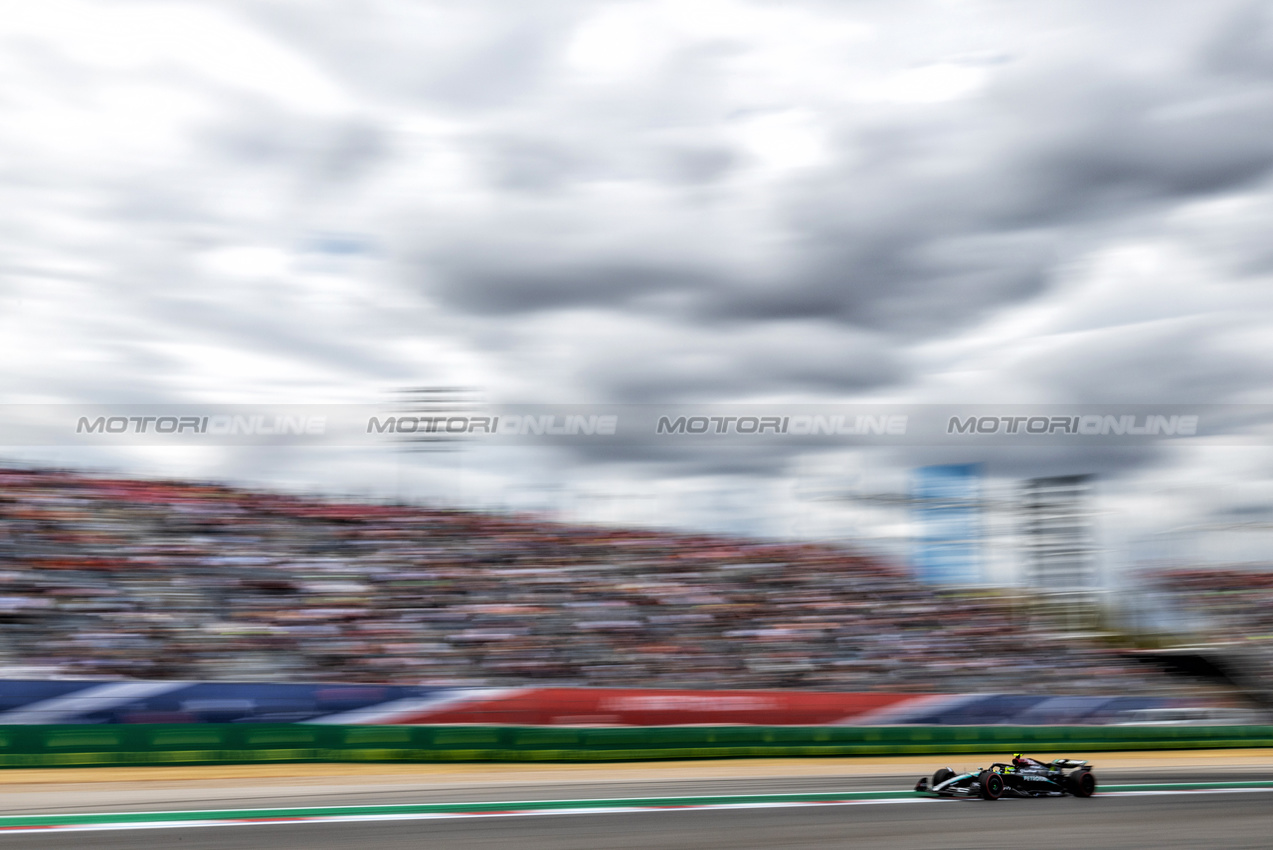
[979, 770, 1004, 800]
[932, 768, 956, 787]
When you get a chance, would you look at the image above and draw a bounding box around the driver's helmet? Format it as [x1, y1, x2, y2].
[1012, 753, 1028, 768]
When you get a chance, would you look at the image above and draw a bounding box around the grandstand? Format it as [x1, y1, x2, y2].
[1139, 568, 1273, 706]
[0, 464, 1217, 696]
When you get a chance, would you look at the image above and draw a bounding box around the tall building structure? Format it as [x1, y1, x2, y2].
[1021, 475, 1096, 591]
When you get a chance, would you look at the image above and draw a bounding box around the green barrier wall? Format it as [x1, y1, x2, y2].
[1, 724, 1271, 768]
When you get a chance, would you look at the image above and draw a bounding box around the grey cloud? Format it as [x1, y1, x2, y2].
[572, 329, 904, 403]
[201, 105, 390, 186]
[233, 0, 586, 112]
[1012, 319, 1269, 405]
[1203, 2, 1273, 77]
[427, 260, 711, 316]
[555, 440, 809, 481]
[411, 6, 1273, 349]
[659, 145, 738, 184]
[704, 77, 1273, 333]
[483, 137, 596, 193]
[10, 0, 1273, 541]
[480, 135, 738, 193]
[699, 228, 1059, 332]
[417, 18, 571, 111]
[1009, 88, 1273, 220]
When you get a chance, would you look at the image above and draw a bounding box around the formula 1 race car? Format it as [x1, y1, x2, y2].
[913, 754, 1097, 800]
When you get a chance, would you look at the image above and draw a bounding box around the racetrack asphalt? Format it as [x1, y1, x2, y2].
[1, 788, 1271, 849]
[2, 767, 1270, 814]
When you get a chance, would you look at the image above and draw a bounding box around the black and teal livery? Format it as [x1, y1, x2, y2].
[915, 755, 1097, 799]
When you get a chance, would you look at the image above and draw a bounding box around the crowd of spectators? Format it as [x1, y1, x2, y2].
[0, 464, 1194, 695]
[1149, 569, 1273, 653]
[1142, 569, 1273, 702]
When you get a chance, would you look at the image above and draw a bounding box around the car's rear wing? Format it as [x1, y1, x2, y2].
[1049, 759, 1089, 769]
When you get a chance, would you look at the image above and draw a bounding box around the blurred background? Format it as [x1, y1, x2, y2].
[4, 0, 1273, 722]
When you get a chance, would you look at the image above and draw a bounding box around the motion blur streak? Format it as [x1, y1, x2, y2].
[0, 792, 1269, 850]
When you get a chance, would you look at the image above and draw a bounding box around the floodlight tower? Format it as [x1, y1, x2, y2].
[392, 386, 481, 504]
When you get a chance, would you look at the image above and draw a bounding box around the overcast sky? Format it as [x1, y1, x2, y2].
[4, 0, 1273, 574]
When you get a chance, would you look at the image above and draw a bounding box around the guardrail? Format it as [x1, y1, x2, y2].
[1, 724, 1272, 768]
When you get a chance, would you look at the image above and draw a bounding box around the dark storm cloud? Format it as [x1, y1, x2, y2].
[1005, 87, 1273, 221]
[702, 227, 1060, 332]
[404, 2, 1273, 353]
[695, 77, 1273, 333]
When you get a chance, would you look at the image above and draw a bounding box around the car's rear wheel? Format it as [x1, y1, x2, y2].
[979, 770, 1004, 800]
[1069, 769, 1096, 798]
[932, 768, 956, 787]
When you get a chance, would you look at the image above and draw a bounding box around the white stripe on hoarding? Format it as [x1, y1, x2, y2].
[303, 688, 521, 725]
[0, 681, 191, 724]
[841, 693, 984, 725]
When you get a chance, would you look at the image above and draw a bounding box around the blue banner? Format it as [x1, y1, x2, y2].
[912, 463, 982, 584]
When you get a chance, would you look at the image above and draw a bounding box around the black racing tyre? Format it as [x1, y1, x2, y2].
[979, 770, 1004, 800]
[1069, 769, 1096, 798]
[932, 768, 956, 787]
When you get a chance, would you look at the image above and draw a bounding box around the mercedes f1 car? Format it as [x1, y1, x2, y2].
[914, 754, 1097, 800]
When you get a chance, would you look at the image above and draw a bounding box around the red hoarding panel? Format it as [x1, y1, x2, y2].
[393, 688, 919, 726]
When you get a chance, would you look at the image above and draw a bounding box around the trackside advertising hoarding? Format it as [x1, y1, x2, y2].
[0, 681, 1198, 726]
